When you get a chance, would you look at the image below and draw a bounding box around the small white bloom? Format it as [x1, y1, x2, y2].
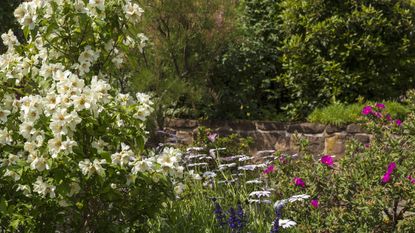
[4, 169, 20, 181]
[279, 219, 297, 229]
[16, 184, 31, 197]
[30, 156, 49, 171]
[249, 191, 271, 198]
[203, 171, 217, 178]
[0, 128, 13, 145]
[33, 176, 56, 198]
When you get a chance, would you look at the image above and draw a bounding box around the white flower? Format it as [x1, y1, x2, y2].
[4, 169, 20, 181]
[16, 184, 31, 197]
[0, 128, 13, 145]
[238, 165, 257, 171]
[174, 182, 185, 195]
[188, 170, 202, 180]
[1, 30, 19, 49]
[124, 2, 144, 24]
[47, 137, 64, 158]
[67, 182, 81, 197]
[72, 94, 91, 111]
[157, 147, 181, 169]
[203, 171, 217, 178]
[249, 191, 271, 198]
[131, 158, 153, 174]
[91, 138, 108, 153]
[33, 176, 56, 198]
[19, 121, 36, 139]
[79, 159, 106, 177]
[89, 0, 105, 11]
[30, 156, 49, 171]
[111, 143, 135, 167]
[273, 194, 310, 209]
[218, 163, 237, 171]
[248, 199, 272, 204]
[0, 153, 19, 167]
[246, 179, 263, 184]
[279, 219, 297, 229]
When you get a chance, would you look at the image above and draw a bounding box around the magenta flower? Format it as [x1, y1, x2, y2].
[387, 162, 396, 173]
[320, 155, 334, 167]
[395, 119, 402, 126]
[375, 103, 385, 109]
[208, 133, 218, 142]
[385, 114, 392, 122]
[407, 176, 415, 184]
[311, 199, 319, 208]
[361, 106, 373, 115]
[263, 165, 275, 174]
[364, 143, 370, 148]
[381, 162, 397, 184]
[293, 177, 305, 188]
[381, 173, 391, 183]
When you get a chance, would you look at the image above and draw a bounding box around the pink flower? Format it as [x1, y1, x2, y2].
[381, 162, 397, 184]
[407, 176, 415, 184]
[381, 173, 391, 183]
[387, 162, 396, 173]
[375, 103, 385, 109]
[293, 177, 305, 188]
[320, 155, 334, 167]
[311, 199, 319, 208]
[395, 119, 402, 126]
[361, 106, 372, 115]
[207, 133, 218, 142]
[263, 165, 275, 174]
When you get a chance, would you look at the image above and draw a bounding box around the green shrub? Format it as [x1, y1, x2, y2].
[308, 101, 409, 126]
[275, 0, 415, 119]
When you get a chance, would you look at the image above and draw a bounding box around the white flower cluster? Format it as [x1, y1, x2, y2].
[0, 0, 180, 200]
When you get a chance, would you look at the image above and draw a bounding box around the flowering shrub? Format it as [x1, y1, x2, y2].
[0, 0, 183, 231]
[150, 103, 415, 232]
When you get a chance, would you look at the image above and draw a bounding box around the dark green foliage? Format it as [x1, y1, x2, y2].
[207, 0, 283, 120]
[0, 0, 21, 53]
[275, 0, 415, 118]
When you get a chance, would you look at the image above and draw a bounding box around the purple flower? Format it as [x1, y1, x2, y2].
[208, 133, 218, 142]
[387, 162, 397, 173]
[263, 165, 275, 174]
[228, 207, 238, 230]
[293, 177, 305, 188]
[381, 162, 397, 184]
[381, 173, 391, 184]
[385, 114, 392, 122]
[364, 143, 370, 148]
[361, 106, 373, 115]
[320, 155, 334, 167]
[407, 176, 415, 184]
[270, 203, 283, 233]
[375, 103, 385, 109]
[213, 200, 226, 228]
[311, 199, 319, 208]
[395, 119, 402, 126]
[236, 202, 246, 231]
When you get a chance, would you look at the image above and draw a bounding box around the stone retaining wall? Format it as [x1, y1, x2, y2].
[162, 118, 371, 156]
